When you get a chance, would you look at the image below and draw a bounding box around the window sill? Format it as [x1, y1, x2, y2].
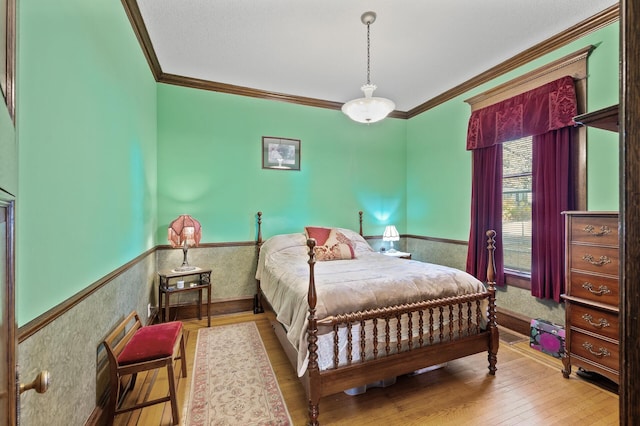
[504, 270, 531, 290]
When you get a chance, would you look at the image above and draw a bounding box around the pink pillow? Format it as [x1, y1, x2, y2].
[305, 227, 355, 261]
[304, 226, 332, 246]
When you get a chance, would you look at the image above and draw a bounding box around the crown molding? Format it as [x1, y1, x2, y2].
[121, 1, 619, 120]
[407, 4, 619, 118]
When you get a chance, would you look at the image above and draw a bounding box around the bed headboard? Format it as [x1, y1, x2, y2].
[255, 210, 364, 243]
[256, 211, 262, 246]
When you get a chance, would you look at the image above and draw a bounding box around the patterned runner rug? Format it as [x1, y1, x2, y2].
[184, 321, 292, 425]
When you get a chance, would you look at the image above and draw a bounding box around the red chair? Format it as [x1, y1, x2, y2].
[102, 311, 187, 425]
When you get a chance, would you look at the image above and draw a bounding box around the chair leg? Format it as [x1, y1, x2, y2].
[179, 334, 187, 378]
[106, 376, 119, 426]
[166, 362, 180, 425]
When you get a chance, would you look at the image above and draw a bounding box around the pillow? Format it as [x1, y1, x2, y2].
[305, 227, 355, 261]
[335, 227, 374, 254]
[304, 226, 333, 246]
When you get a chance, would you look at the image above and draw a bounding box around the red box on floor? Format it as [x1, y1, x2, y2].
[530, 318, 565, 358]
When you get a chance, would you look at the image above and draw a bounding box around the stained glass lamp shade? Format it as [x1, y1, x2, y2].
[168, 215, 202, 271]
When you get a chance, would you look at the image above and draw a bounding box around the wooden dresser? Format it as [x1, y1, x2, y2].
[561, 211, 619, 384]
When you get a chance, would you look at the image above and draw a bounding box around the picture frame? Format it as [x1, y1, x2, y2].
[262, 136, 301, 171]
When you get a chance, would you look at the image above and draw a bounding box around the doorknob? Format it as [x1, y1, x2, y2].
[19, 370, 50, 395]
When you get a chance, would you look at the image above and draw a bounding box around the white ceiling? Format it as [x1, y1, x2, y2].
[135, 0, 617, 113]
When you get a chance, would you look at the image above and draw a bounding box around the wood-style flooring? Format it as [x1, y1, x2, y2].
[112, 311, 619, 426]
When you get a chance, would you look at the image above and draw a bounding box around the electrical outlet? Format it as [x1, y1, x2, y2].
[147, 303, 151, 318]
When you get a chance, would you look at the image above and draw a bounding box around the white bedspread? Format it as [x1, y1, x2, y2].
[256, 230, 487, 376]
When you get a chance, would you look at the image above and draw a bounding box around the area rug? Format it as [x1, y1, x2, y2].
[184, 321, 292, 426]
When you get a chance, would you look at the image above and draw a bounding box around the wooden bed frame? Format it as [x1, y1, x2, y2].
[254, 211, 498, 425]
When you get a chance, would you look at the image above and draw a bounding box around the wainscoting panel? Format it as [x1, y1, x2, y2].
[405, 236, 468, 270]
[155, 244, 259, 304]
[16, 237, 564, 425]
[18, 253, 157, 425]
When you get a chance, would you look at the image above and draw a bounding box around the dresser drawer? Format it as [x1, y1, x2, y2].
[569, 330, 619, 373]
[569, 215, 619, 246]
[569, 245, 619, 276]
[568, 304, 618, 341]
[567, 271, 619, 306]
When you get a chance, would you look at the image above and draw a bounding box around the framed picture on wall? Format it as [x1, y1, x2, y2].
[262, 136, 301, 171]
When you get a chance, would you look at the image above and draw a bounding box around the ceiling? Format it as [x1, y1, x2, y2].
[129, 0, 618, 117]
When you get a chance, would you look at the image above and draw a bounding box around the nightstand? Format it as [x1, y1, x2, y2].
[381, 250, 412, 260]
[158, 267, 212, 327]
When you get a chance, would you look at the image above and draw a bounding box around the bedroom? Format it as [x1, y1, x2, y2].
[2, 0, 638, 424]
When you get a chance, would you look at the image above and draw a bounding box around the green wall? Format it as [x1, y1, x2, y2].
[13, 2, 619, 327]
[406, 22, 620, 239]
[157, 84, 407, 244]
[16, 0, 158, 325]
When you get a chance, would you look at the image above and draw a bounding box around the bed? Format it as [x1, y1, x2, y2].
[254, 212, 498, 425]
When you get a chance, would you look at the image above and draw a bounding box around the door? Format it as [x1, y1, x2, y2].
[0, 193, 17, 425]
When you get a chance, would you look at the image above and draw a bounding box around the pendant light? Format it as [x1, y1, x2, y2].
[342, 11, 395, 124]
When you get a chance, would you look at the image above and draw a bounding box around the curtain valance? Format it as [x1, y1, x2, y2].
[466, 76, 577, 150]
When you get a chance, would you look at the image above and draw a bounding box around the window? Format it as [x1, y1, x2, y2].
[464, 48, 589, 291]
[502, 136, 532, 274]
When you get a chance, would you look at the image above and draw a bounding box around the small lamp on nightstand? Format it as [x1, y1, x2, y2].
[168, 215, 202, 272]
[383, 225, 399, 253]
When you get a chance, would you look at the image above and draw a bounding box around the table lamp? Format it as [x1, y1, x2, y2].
[383, 225, 399, 253]
[168, 214, 201, 271]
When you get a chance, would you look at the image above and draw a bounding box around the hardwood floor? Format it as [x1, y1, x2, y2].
[112, 312, 618, 426]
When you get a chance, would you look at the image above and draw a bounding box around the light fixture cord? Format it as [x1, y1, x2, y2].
[366, 21, 371, 85]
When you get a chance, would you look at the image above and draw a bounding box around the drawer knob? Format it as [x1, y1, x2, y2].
[582, 342, 611, 358]
[582, 254, 612, 266]
[583, 224, 612, 237]
[581, 313, 610, 328]
[581, 282, 612, 296]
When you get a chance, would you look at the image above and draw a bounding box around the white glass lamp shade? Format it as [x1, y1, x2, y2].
[342, 84, 395, 124]
[382, 225, 400, 242]
[382, 225, 400, 252]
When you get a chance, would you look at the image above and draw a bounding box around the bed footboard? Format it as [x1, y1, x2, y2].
[304, 230, 498, 426]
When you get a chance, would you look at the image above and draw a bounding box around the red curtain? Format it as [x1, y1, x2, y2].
[466, 145, 504, 285]
[465, 76, 577, 295]
[531, 127, 574, 301]
[466, 76, 577, 150]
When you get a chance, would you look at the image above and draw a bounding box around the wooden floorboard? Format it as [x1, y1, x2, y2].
[112, 312, 618, 426]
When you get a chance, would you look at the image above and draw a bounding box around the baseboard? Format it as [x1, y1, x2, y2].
[497, 307, 532, 336]
[161, 297, 254, 322]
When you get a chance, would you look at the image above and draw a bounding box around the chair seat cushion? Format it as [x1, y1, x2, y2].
[118, 321, 182, 365]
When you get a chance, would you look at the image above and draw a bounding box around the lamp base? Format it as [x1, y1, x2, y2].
[173, 265, 198, 272]
[387, 248, 397, 253]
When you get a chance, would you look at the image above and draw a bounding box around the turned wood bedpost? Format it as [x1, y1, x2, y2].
[358, 210, 363, 236]
[254, 211, 264, 314]
[486, 229, 499, 375]
[306, 238, 321, 425]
